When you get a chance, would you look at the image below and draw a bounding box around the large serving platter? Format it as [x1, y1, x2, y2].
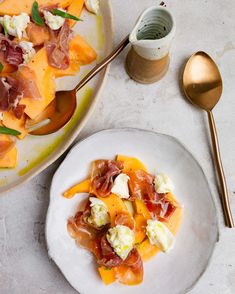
[0, 0, 113, 192]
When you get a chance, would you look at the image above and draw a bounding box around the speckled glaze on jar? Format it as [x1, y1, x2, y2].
[126, 6, 176, 84]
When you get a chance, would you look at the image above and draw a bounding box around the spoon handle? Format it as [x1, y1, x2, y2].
[74, 36, 130, 93]
[207, 110, 234, 228]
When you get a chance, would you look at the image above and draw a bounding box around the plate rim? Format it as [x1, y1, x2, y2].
[46, 127, 220, 294]
[0, 0, 114, 194]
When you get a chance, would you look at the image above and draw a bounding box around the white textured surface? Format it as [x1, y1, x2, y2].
[1, 0, 235, 293]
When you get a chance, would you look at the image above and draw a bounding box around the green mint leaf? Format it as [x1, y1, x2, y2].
[0, 62, 3, 72]
[32, 1, 45, 26]
[51, 9, 82, 21]
[0, 126, 21, 136]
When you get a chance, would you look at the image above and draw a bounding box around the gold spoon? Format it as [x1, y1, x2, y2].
[183, 51, 234, 228]
[28, 36, 129, 135]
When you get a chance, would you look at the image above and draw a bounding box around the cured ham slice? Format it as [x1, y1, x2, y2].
[98, 235, 123, 268]
[0, 34, 23, 66]
[13, 104, 26, 120]
[45, 21, 71, 69]
[115, 248, 143, 285]
[68, 201, 108, 258]
[129, 170, 176, 221]
[16, 65, 41, 100]
[68, 211, 102, 257]
[90, 160, 123, 197]
[0, 76, 25, 119]
[114, 212, 135, 230]
[68, 200, 123, 268]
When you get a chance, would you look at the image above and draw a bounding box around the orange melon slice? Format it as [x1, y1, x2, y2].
[63, 179, 91, 198]
[67, 0, 84, 27]
[98, 267, 116, 285]
[0, 134, 17, 168]
[2, 111, 28, 139]
[21, 48, 56, 120]
[116, 155, 147, 173]
[0, 0, 73, 16]
[97, 193, 129, 227]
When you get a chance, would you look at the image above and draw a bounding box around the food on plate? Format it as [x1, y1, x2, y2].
[64, 155, 183, 286]
[85, 0, 100, 15]
[0, 0, 97, 168]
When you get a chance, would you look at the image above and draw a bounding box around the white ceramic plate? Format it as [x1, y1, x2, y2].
[0, 0, 112, 192]
[46, 128, 219, 294]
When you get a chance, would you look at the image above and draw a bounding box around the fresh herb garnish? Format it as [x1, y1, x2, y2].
[32, 1, 45, 26]
[51, 9, 82, 21]
[0, 126, 21, 136]
[2, 22, 8, 37]
[0, 62, 3, 72]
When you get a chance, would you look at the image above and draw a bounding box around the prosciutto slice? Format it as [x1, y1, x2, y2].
[90, 160, 123, 197]
[98, 235, 123, 268]
[68, 200, 123, 268]
[67, 201, 108, 258]
[0, 34, 23, 66]
[68, 211, 102, 257]
[114, 212, 135, 230]
[16, 65, 41, 100]
[128, 170, 176, 221]
[45, 21, 71, 69]
[115, 248, 143, 285]
[0, 76, 25, 119]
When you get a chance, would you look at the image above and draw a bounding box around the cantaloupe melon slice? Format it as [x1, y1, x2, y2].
[98, 267, 116, 285]
[63, 179, 90, 198]
[53, 34, 96, 77]
[134, 199, 151, 219]
[116, 155, 147, 173]
[67, 0, 84, 27]
[0, 134, 17, 168]
[21, 48, 56, 119]
[2, 111, 28, 139]
[97, 193, 130, 227]
[26, 22, 50, 47]
[68, 34, 97, 66]
[0, 0, 73, 16]
[134, 213, 147, 244]
[53, 60, 80, 78]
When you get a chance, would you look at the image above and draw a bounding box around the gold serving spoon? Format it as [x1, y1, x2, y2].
[27, 36, 129, 135]
[183, 51, 234, 228]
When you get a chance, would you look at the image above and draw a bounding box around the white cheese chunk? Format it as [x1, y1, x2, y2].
[146, 220, 175, 252]
[106, 225, 134, 260]
[154, 173, 174, 194]
[87, 197, 110, 227]
[43, 9, 65, 30]
[19, 41, 36, 64]
[85, 0, 100, 14]
[0, 13, 30, 39]
[111, 173, 130, 199]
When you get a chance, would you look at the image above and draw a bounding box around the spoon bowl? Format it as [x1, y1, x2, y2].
[182, 51, 234, 228]
[183, 51, 222, 111]
[27, 90, 77, 136]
